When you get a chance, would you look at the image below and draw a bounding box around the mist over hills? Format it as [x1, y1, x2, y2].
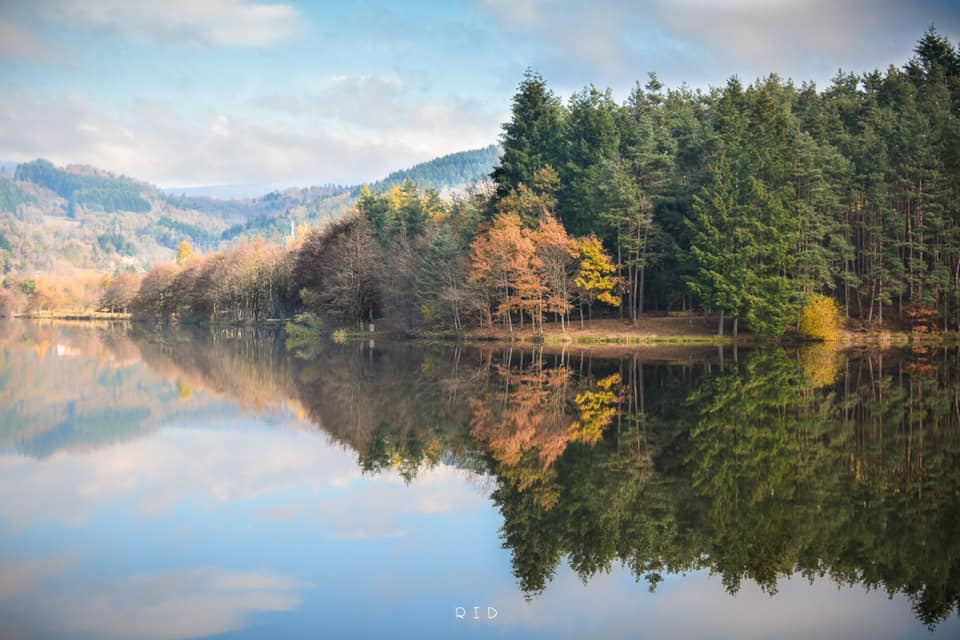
[0, 145, 499, 275]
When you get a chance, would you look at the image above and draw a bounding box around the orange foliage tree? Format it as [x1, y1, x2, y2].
[471, 213, 620, 333]
[532, 214, 575, 330]
[470, 213, 540, 334]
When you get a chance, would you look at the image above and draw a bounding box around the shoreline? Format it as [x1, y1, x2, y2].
[7, 313, 960, 349]
[11, 311, 132, 321]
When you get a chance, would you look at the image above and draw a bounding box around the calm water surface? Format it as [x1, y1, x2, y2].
[1, 320, 959, 639]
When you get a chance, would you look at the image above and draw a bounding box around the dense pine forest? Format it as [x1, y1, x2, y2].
[77, 29, 960, 337]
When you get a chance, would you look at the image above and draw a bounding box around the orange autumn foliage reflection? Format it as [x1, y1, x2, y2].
[470, 356, 622, 509]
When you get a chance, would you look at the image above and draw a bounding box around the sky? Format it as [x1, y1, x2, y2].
[0, 0, 958, 189]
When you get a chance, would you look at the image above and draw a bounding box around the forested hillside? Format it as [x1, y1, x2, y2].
[0, 145, 499, 277]
[119, 29, 960, 338]
[15, 159, 151, 213]
[364, 145, 500, 194]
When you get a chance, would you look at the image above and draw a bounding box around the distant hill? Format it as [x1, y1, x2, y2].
[0, 159, 355, 274]
[364, 144, 500, 194]
[161, 183, 300, 200]
[0, 145, 498, 274]
[15, 159, 151, 214]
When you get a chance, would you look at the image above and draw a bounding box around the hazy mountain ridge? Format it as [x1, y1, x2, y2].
[0, 145, 499, 274]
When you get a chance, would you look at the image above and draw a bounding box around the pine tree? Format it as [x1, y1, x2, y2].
[492, 70, 564, 200]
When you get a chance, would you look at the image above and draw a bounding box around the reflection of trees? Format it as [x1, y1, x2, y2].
[292, 343, 477, 481]
[135, 325, 296, 414]
[468, 349, 625, 510]
[489, 346, 960, 629]
[0, 320, 171, 456]
[7, 321, 959, 629]
[134, 329, 482, 481]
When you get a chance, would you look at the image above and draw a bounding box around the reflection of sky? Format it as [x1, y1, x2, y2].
[1, 365, 958, 637]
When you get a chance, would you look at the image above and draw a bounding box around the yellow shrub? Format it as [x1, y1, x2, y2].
[799, 294, 843, 341]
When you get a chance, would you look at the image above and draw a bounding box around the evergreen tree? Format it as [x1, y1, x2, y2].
[492, 70, 564, 200]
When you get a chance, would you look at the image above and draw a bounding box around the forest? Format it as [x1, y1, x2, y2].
[12, 29, 958, 338]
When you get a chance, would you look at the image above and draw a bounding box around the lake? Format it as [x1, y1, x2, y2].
[1, 319, 958, 639]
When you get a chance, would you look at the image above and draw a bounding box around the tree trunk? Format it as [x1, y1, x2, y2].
[638, 223, 648, 317]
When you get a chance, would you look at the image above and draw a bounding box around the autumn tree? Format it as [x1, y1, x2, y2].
[176, 241, 195, 265]
[571, 235, 620, 326]
[99, 272, 141, 314]
[496, 165, 560, 227]
[470, 213, 543, 333]
[294, 215, 381, 328]
[132, 262, 178, 321]
[532, 213, 574, 330]
[0, 287, 18, 317]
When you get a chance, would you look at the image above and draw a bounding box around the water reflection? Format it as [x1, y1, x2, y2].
[1, 320, 959, 638]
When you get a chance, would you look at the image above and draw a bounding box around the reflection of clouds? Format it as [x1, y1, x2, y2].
[12, 567, 303, 640]
[488, 564, 950, 639]
[0, 553, 76, 602]
[255, 503, 301, 521]
[314, 464, 491, 540]
[0, 422, 493, 639]
[0, 426, 490, 539]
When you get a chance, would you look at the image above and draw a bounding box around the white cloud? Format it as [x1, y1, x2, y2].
[473, 0, 960, 88]
[0, 20, 68, 64]
[45, 0, 301, 47]
[251, 73, 504, 159]
[653, 0, 887, 67]
[0, 83, 501, 187]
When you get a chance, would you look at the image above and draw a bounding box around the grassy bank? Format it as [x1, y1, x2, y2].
[414, 317, 960, 349]
[12, 313, 960, 349]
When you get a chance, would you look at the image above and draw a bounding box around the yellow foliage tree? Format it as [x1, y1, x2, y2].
[798, 294, 843, 341]
[176, 241, 195, 265]
[570, 235, 620, 326]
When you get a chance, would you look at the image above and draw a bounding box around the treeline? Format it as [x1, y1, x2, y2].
[160, 184, 349, 223]
[0, 270, 121, 316]
[131, 29, 960, 336]
[131, 240, 295, 323]
[129, 178, 621, 331]
[487, 27, 960, 336]
[148, 216, 218, 250]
